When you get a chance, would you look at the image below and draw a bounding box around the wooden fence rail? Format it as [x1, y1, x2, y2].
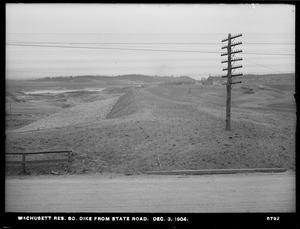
[6, 150, 72, 174]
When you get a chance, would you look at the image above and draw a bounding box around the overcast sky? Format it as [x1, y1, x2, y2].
[6, 4, 295, 80]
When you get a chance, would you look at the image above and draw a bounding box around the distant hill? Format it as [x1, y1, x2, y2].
[206, 73, 294, 81]
[200, 73, 295, 88]
[30, 74, 196, 84]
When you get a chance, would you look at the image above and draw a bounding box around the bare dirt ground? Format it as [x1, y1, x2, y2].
[11, 97, 119, 132]
[5, 76, 296, 175]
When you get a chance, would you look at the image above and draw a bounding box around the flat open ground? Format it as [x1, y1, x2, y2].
[5, 172, 295, 212]
[5, 74, 295, 175]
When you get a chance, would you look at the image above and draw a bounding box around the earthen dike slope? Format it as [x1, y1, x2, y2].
[6, 84, 295, 175]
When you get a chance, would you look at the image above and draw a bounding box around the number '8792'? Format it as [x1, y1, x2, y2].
[267, 217, 280, 221]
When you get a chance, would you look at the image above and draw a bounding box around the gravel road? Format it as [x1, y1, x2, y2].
[5, 172, 295, 212]
[14, 97, 119, 133]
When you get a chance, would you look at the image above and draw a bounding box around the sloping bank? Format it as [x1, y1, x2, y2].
[106, 89, 137, 119]
[14, 97, 119, 133]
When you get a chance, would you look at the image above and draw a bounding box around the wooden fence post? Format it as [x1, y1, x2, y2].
[68, 151, 71, 173]
[22, 153, 26, 174]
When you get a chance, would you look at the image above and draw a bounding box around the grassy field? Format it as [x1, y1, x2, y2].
[5, 74, 295, 175]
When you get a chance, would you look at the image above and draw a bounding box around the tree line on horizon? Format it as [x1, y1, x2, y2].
[29, 74, 197, 84]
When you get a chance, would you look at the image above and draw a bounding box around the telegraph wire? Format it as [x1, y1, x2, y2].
[6, 43, 295, 56]
[6, 41, 295, 45]
[6, 32, 295, 34]
[5, 43, 223, 54]
[243, 59, 285, 74]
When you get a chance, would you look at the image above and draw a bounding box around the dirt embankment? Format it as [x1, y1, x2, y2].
[12, 97, 119, 133]
[6, 83, 295, 176]
[106, 90, 137, 119]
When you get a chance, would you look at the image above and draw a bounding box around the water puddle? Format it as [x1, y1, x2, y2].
[23, 88, 105, 95]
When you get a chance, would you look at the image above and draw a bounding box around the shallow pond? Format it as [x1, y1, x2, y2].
[23, 88, 105, 95]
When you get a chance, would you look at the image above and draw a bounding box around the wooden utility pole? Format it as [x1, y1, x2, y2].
[221, 33, 243, 131]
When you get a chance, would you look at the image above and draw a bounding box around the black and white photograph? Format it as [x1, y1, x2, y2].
[4, 3, 296, 227]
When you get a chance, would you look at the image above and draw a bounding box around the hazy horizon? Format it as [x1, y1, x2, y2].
[6, 4, 295, 80]
[5, 72, 296, 82]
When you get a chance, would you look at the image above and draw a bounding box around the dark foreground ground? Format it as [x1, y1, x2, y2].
[5, 74, 296, 175]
